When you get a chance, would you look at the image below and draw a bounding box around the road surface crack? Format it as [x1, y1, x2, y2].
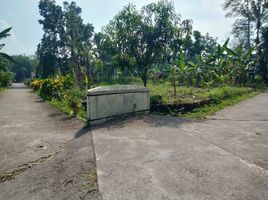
[0, 147, 63, 183]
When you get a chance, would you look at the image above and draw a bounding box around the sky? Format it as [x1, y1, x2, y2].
[0, 0, 234, 56]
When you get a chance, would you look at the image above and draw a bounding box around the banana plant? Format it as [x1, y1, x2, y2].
[0, 27, 13, 62]
[187, 55, 203, 87]
[225, 46, 255, 85]
[175, 50, 188, 85]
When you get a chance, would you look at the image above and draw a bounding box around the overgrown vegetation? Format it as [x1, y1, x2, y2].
[0, 28, 13, 87]
[0, 87, 6, 94]
[149, 83, 254, 104]
[23, 0, 268, 120]
[182, 90, 260, 119]
[7, 55, 38, 82]
[149, 82, 261, 118]
[29, 76, 87, 120]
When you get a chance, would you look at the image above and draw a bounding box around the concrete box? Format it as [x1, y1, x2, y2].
[87, 85, 150, 125]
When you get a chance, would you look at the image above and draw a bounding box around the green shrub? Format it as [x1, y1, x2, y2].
[0, 71, 13, 87]
[150, 95, 163, 104]
[31, 79, 44, 91]
[39, 75, 74, 100]
[207, 87, 252, 103]
[64, 88, 86, 116]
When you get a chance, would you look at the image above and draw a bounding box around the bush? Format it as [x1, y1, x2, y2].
[0, 71, 13, 87]
[150, 95, 163, 104]
[207, 87, 252, 103]
[38, 75, 74, 100]
[64, 88, 86, 116]
[30, 75, 87, 119]
[31, 79, 44, 91]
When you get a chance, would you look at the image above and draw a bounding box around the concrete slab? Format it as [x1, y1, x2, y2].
[92, 92, 268, 200]
[0, 83, 101, 200]
[87, 85, 150, 125]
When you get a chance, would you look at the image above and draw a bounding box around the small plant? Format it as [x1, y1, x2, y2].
[31, 79, 44, 91]
[150, 95, 163, 104]
[38, 75, 74, 100]
[65, 88, 86, 116]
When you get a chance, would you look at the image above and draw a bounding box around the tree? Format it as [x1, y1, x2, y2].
[8, 55, 38, 82]
[63, 1, 94, 89]
[0, 28, 13, 86]
[37, 0, 64, 78]
[258, 27, 268, 83]
[223, 0, 268, 48]
[105, 0, 181, 86]
[250, 0, 268, 45]
[225, 46, 255, 85]
[0, 28, 13, 62]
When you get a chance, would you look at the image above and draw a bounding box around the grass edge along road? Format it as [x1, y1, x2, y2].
[27, 78, 265, 121]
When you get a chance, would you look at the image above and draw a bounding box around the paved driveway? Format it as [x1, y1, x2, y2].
[0, 84, 101, 200]
[92, 91, 268, 200]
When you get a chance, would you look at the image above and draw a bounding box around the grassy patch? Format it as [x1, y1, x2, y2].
[149, 82, 262, 119]
[181, 90, 259, 119]
[148, 82, 210, 104]
[49, 98, 87, 122]
[148, 82, 255, 105]
[0, 87, 6, 94]
[82, 169, 98, 193]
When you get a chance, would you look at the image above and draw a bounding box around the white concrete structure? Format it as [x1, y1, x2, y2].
[87, 85, 150, 125]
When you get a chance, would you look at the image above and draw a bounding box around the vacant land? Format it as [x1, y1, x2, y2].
[148, 82, 260, 118]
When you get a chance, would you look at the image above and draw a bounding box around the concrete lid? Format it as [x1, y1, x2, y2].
[88, 85, 149, 96]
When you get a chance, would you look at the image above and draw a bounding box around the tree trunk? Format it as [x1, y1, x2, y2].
[173, 78, 177, 98]
[74, 56, 83, 89]
[86, 61, 94, 89]
[141, 70, 148, 87]
[247, 16, 251, 49]
[256, 20, 261, 46]
[172, 67, 177, 98]
[246, 0, 251, 49]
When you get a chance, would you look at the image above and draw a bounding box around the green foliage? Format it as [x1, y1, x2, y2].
[258, 27, 268, 84]
[37, 0, 94, 89]
[150, 95, 163, 104]
[148, 81, 255, 106]
[35, 0, 266, 89]
[223, 0, 268, 47]
[37, 0, 64, 78]
[30, 75, 87, 120]
[0, 27, 13, 87]
[182, 90, 259, 119]
[8, 55, 38, 82]
[105, 0, 188, 86]
[0, 87, 6, 93]
[0, 70, 13, 87]
[149, 82, 259, 118]
[31, 79, 44, 91]
[36, 75, 74, 100]
[206, 87, 253, 103]
[64, 88, 86, 116]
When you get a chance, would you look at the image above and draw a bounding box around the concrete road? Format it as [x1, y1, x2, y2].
[92, 92, 268, 200]
[0, 84, 101, 200]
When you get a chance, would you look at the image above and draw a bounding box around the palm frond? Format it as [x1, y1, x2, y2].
[0, 52, 14, 62]
[0, 27, 12, 40]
